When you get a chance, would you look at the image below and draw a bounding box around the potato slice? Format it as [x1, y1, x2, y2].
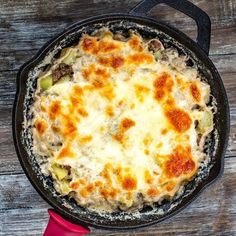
[52, 164, 68, 180]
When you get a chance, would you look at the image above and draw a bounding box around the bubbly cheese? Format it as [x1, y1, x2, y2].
[31, 29, 213, 212]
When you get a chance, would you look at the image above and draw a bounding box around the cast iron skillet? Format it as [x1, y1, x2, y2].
[13, 0, 230, 231]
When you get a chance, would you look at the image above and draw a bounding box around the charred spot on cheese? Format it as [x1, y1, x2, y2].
[165, 107, 192, 133]
[161, 128, 168, 135]
[113, 118, 135, 143]
[109, 188, 118, 199]
[70, 86, 84, 107]
[126, 191, 133, 201]
[166, 97, 175, 106]
[79, 178, 86, 185]
[190, 82, 201, 102]
[98, 40, 120, 53]
[113, 132, 125, 143]
[100, 188, 109, 199]
[98, 55, 124, 69]
[70, 96, 83, 108]
[118, 99, 124, 107]
[82, 64, 95, 80]
[112, 170, 121, 184]
[82, 37, 97, 53]
[48, 101, 61, 120]
[100, 164, 112, 183]
[128, 35, 143, 51]
[82, 65, 110, 86]
[99, 83, 115, 100]
[105, 105, 114, 117]
[127, 52, 154, 65]
[144, 169, 153, 184]
[61, 116, 77, 137]
[95, 68, 110, 80]
[77, 107, 88, 117]
[122, 175, 137, 191]
[95, 180, 103, 187]
[164, 181, 176, 192]
[83, 66, 112, 92]
[165, 145, 196, 178]
[34, 118, 47, 135]
[86, 183, 95, 193]
[57, 146, 75, 159]
[176, 75, 185, 88]
[92, 78, 104, 88]
[80, 188, 90, 198]
[51, 125, 60, 133]
[153, 72, 173, 101]
[112, 56, 125, 69]
[121, 118, 136, 130]
[73, 85, 84, 95]
[147, 188, 159, 197]
[70, 181, 80, 190]
[100, 187, 118, 199]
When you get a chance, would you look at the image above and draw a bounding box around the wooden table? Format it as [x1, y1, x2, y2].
[0, 0, 235, 235]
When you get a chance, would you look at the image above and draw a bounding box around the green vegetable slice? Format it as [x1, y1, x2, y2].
[60, 48, 69, 57]
[62, 49, 77, 65]
[154, 50, 162, 60]
[56, 75, 71, 84]
[198, 110, 213, 134]
[60, 180, 71, 194]
[39, 75, 53, 91]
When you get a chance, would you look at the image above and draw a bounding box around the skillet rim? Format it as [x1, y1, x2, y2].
[12, 13, 230, 230]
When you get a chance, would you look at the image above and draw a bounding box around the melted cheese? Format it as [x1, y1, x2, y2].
[32, 30, 213, 212]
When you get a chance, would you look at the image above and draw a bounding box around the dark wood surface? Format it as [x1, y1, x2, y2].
[0, 0, 235, 235]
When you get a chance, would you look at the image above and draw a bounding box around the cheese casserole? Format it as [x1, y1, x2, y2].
[31, 29, 214, 212]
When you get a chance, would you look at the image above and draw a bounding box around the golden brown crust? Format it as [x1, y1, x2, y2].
[31, 29, 213, 212]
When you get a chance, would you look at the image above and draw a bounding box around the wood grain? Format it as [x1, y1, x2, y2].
[0, 0, 235, 235]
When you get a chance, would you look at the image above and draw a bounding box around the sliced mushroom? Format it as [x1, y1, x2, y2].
[147, 39, 164, 53]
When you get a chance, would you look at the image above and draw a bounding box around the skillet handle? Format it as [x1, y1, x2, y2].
[129, 0, 211, 55]
[43, 209, 90, 236]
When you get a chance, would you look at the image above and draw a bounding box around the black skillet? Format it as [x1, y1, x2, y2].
[13, 0, 230, 234]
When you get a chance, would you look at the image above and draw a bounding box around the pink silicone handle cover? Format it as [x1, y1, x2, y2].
[43, 209, 90, 236]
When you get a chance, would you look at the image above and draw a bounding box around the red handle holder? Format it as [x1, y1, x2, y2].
[44, 209, 90, 236]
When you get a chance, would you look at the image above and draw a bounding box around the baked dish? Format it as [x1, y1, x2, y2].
[30, 29, 214, 212]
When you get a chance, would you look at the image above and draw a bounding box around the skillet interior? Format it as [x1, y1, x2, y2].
[13, 15, 230, 229]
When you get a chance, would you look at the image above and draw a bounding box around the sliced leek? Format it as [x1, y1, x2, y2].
[154, 50, 162, 60]
[62, 49, 77, 65]
[40, 75, 53, 91]
[60, 180, 71, 194]
[56, 75, 70, 84]
[198, 110, 213, 134]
